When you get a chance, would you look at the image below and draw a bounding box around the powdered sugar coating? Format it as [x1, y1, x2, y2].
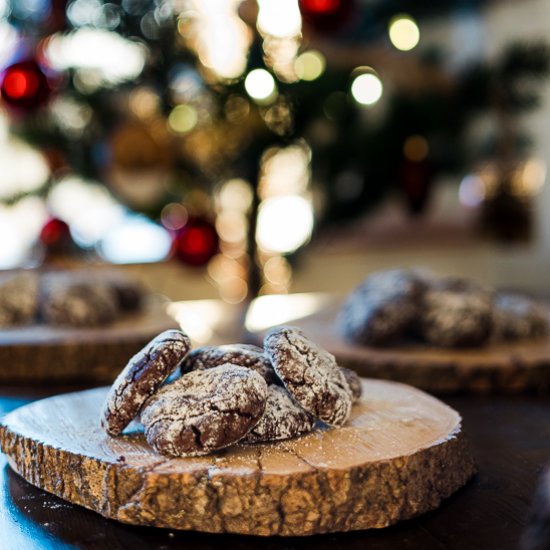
[0, 271, 38, 327]
[183, 344, 277, 384]
[244, 384, 316, 444]
[100, 329, 191, 436]
[492, 293, 549, 341]
[338, 269, 422, 346]
[41, 274, 119, 327]
[420, 289, 493, 347]
[264, 326, 352, 427]
[141, 365, 268, 457]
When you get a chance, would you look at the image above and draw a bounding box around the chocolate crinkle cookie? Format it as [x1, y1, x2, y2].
[182, 343, 278, 384]
[101, 329, 191, 436]
[0, 271, 39, 327]
[338, 269, 423, 346]
[264, 326, 352, 427]
[40, 274, 119, 327]
[105, 273, 145, 312]
[340, 367, 362, 404]
[419, 288, 493, 348]
[492, 293, 549, 341]
[141, 365, 268, 457]
[243, 384, 316, 444]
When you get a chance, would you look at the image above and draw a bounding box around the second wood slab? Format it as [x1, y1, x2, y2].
[0, 301, 177, 384]
[285, 301, 550, 395]
[0, 380, 475, 536]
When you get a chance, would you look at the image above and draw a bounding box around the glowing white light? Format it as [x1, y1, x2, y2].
[245, 293, 331, 332]
[257, 0, 301, 38]
[98, 215, 172, 264]
[261, 144, 310, 198]
[45, 28, 146, 85]
[48, 175, 124, 247]
[245, 69, 276, 103]
[0, 198, 48, 268]
[256, 195, 313, 253]
[0, 123, 50, 200]
[294, 51, 325, 81]
[0, 22, 18, 67]
[167, 299, 227, 345]
[388, 15, 420, 51]
[459, 174, 485, 208]
[351, 73, 383, 106]
[183, 0, 251, 80]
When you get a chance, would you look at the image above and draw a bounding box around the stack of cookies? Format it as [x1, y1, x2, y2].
[0, 270, 144, 328]
[339, 268, 549, 348]
[100, 327, 362, 458]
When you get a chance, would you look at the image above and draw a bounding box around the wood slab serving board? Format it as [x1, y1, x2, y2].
[0, 380, 476, 536]
[284, 301, 550, 395]
[0, 301, 177, 384]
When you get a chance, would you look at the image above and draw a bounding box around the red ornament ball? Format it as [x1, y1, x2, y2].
[299, 0, 354, 32]
[40, 218, 72, 248]
[1, 60, 51, 110]
[173, 217, 219, 267]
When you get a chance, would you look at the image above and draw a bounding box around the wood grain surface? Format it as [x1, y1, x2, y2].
[0, 301, 177, 384]
[285, 301, 550, 395]
[0, 380, 475, 536]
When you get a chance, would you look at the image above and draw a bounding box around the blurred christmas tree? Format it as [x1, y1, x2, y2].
[0, 0, 548, 298]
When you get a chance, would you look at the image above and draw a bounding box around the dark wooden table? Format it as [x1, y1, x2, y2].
[0, 386, 547, 550]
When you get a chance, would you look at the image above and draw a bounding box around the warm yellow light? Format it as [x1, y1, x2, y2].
[245, 293, 332, 332]
[217, 178, 253, 212]
[403, 135, 429, 162]
[388, 15, 420, 51]
[351, 73, 383, 106]
[168, 104, 198, 134]
[256, 195, 313, 253]
[294, 51, 326, 81]
[244, 69, 277, 103]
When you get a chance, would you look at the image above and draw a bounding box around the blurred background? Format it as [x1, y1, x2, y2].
[0, 0, 549, 301]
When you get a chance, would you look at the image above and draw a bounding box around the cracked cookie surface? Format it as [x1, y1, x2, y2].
[243, 384, 315, 444]
[40, 274, 119, 327]
[182, 344, 277, 384]
[101, 329, 191, 436]
[338, 269, 423, 346]
[419, 288, 493, 347]
[492, 293, 549, 341]
[141, 365, 268, 457]
[264, 326, 352, 427]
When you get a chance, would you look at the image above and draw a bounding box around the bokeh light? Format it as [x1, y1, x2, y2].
[45, 28, 147, 86]
[294, 51, 326, 81]
[48, 175, 125, 247]
[403, 135, 429, 162]
[351, 71, 383, 106]
[160, 203, 189, 231]
[217, 178, 253, 213]
[0, 109, 50, 199]
[388, 15, 420, 51]
[257, 0, 301, 38]
[256, 195, 314, 253]
[244, 69, 277, 103]
[168, 104, 198, 134]
[180, 0, 251, 80]
[99, 215, 172, 263]
[0, 198, 48, 268]
[459, 174, 485, 208]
